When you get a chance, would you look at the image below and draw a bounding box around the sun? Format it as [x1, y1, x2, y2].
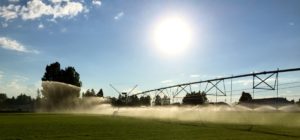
[153, 16, 193, 56]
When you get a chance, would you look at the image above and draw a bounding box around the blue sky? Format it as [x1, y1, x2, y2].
[0, 0, 300, 101]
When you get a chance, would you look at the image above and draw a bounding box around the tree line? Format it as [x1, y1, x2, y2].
[110, 95, 151, 106]
[2, 61, 300, 112]
[0, 93, 37, 112]
[82, 89, 103, 97]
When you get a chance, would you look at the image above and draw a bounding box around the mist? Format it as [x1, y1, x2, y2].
[70, 103, 300, 128]
[40, 81, 300, 128]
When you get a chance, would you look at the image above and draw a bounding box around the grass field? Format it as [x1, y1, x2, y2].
[0, 113, 299, 140]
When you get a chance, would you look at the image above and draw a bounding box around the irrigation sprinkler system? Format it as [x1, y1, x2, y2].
[135, 68, 300, 103]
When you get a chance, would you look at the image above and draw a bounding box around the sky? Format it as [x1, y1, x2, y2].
[0, 0, 300, 101]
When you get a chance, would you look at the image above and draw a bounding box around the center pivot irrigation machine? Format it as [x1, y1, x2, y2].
[110, 84, 138, 103]
[133, 68, 300, 104]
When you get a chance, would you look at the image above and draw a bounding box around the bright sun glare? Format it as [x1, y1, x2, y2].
[154, 16, 193, 56]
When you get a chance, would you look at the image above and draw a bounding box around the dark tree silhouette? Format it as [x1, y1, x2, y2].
[41, 62, 82, 110]
[182, 91, 207, 105]
[15, 94, 32, 105]
[127, 95, 139, 106]
[0, 93, 35, 112]
[96, 89, 104, 97]
[154, 95, 162, 106]
[140, 95, 151, 106]
[110, 95, 151, 106]
[0, 93, 7, 103]
[63, 67, 82, 87]
[42, 62, 61, 82]
[42, 62, 82, 87]
[239, 91, 252, 103]
[83, 89, 99, 97]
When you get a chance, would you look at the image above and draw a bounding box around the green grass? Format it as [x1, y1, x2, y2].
[0, 113, 299, 140]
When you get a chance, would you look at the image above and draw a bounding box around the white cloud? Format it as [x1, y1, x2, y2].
[0, 0, 86, 21]
[92, 0, 102, 6]
[233, 79, 253, 86]
[0, 4, 20, 20]
[3, 79, 38, 97]
[161, 80, 173, 84]
[0, 37, 39, 53]
[114, 11, 124, 20]
[38, 23, 44, 29]
[190, 74, 200, 78]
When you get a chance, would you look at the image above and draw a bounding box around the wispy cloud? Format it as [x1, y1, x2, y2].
[161, 80, 173, 84]
[38, 23, 44, 29]
[0, 75, 40, 97]
[233, 79, 253, 86]
[92, 0, 102, 6]
[61, 27, 67, 33]
[0, 0, 86, 21]
[289, 22, 295, 26]
[114, 11, 124, 20]
[190, 74, 200, 78]
[0, 37, 39, 54]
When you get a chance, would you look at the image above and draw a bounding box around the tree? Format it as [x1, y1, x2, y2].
[140, 95, 151, 106]
[42, 62, 61, 82]
[127, 95, 140, 106]
[41, 62, 82, 87]
[63, 67, 82, 87]
[91, 89, 95, 96]
[161, 95, 170, 105]
[182, 91, 207, 105]
[0, 93, 7, 103]
[154, 95, 162, 106]
[41, 62, 82, 110]
[83, 89, 98, 97]
[96, 89, 104, 97]
[239, 91, 252, 103]
[0, 93, 7, 108]
[16, 94, 32, 105]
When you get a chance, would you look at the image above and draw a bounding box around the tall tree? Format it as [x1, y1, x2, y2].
[41, 62, 82, 87]
[96, 89, 104, 97]
[63, 67, 82, 87]
[42, 62, 61, 82]
[41, 62, 82, 110]
[154, 95, 162, 106]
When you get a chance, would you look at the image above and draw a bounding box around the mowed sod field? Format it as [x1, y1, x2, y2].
[0, 113, 299, 140]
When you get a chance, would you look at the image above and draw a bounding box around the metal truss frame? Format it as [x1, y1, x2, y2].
[135, 68, 300, 103]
